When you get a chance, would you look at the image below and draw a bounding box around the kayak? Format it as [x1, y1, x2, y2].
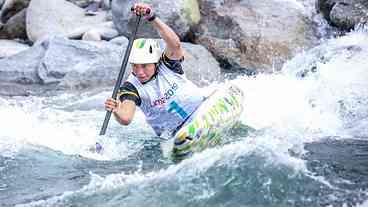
[167, 84, 244, 161]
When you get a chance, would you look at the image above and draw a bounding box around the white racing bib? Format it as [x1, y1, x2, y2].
[127, 63, 205, 136]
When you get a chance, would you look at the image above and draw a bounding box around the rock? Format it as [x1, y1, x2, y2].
[101, 0, 111, 10]
[181, 42, 221, 86]
[159, 39, 221, 86]
[156, 39, 221, 86]
[0, 82, 31, 96]
[109, 35, 128, 45]
[329, 1, 368, 30]
[104, 10, 112, 21]
[0, 7, 26, 39]
[38, 37, 125, 86]
[82, 21, 119, 41]
[66, 0, 92, 8]
[98, 21, 119, 40]
[315, 0, 337, 19]
[26, 0, 106, 42]
[82, 29, 102, 41]
[194, 0, 319, 72]
[111, 0, 200, 39]
[0, 37, 125, 87]
[0, 39, 29, 58]
[0, 0, 29, 23]
[316, 0, 368, 30]
[0, 43, 44, 84]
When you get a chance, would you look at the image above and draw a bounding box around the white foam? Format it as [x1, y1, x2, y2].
[0, 94, 151, 160]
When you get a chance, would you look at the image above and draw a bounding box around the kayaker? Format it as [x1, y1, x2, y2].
[104, 3, 205, 138]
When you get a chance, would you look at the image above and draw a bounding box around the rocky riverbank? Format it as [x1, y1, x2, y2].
[0, 0, 367, 96]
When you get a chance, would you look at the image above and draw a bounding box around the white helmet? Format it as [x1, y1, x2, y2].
[128, 38, 161, 64]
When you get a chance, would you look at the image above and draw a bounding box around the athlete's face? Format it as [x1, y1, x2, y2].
[132, 63, 156, 83]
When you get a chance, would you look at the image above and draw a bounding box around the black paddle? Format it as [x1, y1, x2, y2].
[96, 8, 148, 152]
[99, 15, 142, 135]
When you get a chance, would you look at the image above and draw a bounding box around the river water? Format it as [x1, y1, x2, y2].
[1, 5, 368, 207]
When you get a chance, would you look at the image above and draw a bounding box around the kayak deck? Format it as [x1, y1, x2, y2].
[170, 84, 244, 161]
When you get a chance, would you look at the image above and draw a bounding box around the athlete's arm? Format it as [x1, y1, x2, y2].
[105, 81, 141, 125]
[132, 3, 184, 60]
[105, 98, 136, 125]
[151, 18, 184, 60]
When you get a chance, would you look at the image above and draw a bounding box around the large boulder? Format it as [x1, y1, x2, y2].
[194, 0, 319, 73]
[47, 40, 128, 90]
[111, 0, 200, 39]
[0, 43, 44, 84]
[0, 37, 124, 88]
[26, 0, 106, 42]
[0, 39, 29, 58]
[316, 0, 368, 30]
[37, 37, 125, 87]
[0, 0, 29, 23]
[181, 42, 221, 86]
[0, 7, 26, 39]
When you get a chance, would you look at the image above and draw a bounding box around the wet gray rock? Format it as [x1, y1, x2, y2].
[194, 0, 319, 72]
[109, 35, 128, 45]
[26, 0, 106, 42]
[155, 39, 221, 86]
[111, 0, 200, 39]
[181, 42, 221, 86]
[0, 39, 29, 58]
[66, 0, 93, 8]
[101, 0, 111, 10]
[0, 82, 53, 96]
[66, 0, 111, 10]
[0, 8, 26, 39]
[82, 29, 102, 41]
[316, 0, 368, 30]
[0, 43, 44, 84]
[38, 37, 125, 86]
[0, 37, 124, 89]
[0, 0, 29, 23]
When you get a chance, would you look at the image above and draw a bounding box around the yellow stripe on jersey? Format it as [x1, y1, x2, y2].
[118, 91, 139, 99]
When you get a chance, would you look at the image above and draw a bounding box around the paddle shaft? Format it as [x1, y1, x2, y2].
[99, 15, 142, 135]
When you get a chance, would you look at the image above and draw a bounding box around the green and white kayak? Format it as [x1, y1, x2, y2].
[168, 84, 244, 161]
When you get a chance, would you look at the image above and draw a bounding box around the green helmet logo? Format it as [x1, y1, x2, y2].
[135, 39, 146, 49]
